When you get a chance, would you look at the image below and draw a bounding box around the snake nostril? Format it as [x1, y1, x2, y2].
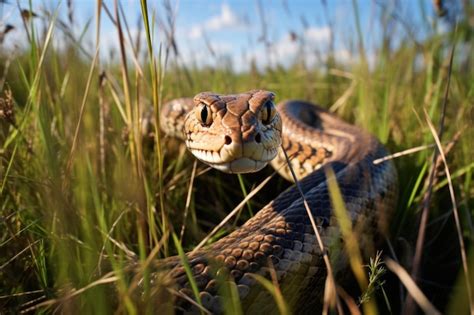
[255, 133, 261, 143]
[225, 135, 232, 145]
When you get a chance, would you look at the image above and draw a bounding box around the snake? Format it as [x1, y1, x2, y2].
[146, 90, 398, 314]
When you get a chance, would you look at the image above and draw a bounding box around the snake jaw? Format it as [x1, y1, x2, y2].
[211, 158, 269, 173]
[186, 139, 278, 174]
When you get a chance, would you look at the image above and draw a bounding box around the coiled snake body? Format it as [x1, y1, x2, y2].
[152, 90, 398, 313]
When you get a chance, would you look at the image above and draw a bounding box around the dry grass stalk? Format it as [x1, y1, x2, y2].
[386, 258, 441, 315]
[423, 109, 473, 313]
[406, 39, 456, 314]
[280, 145, 343, 314]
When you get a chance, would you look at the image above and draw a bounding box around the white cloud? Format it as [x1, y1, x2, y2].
[189, 3, 245, 39]
[206, 3, 240, 30]
[239, 26, 366, 72]
[304, 27, 331, 43]
[179, 40, 234, 68]
[189, 27, 203, 39]
[262, 26, 331, 66]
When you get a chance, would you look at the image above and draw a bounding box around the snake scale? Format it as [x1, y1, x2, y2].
[145, 90, 398, 314]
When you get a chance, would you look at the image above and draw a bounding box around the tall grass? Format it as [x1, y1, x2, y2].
[0, 1, 473, 314]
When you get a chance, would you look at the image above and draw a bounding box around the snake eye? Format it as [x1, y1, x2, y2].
[195, 103, 213, 126]
[260, 100, 276, 125]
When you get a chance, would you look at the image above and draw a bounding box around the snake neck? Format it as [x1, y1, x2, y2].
[270, 100, 379, 182]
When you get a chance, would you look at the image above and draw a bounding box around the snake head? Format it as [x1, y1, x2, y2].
[183, 90, 282, 173]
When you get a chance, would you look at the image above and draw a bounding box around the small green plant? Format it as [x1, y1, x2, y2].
[358, 251, 389, 310]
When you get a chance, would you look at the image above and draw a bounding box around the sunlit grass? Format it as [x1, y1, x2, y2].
[0, 1, 473, 314]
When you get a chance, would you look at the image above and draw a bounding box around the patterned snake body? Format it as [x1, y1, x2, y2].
[154, 90, 398, 313]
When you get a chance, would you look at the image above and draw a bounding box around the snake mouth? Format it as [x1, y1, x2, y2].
[189, 147, 278, 173]
[212, 158, 268, 173]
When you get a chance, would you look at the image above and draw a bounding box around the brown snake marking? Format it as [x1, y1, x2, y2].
[142, 90, 398, 314]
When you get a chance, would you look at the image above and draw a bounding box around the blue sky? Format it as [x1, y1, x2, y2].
[0, 0, 443, 71]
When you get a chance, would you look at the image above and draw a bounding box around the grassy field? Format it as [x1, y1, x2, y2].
[0, 1, 473, 314]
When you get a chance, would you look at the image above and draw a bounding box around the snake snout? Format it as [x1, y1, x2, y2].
[223, 133, 262, 145]
[210, 129, 270, 174]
